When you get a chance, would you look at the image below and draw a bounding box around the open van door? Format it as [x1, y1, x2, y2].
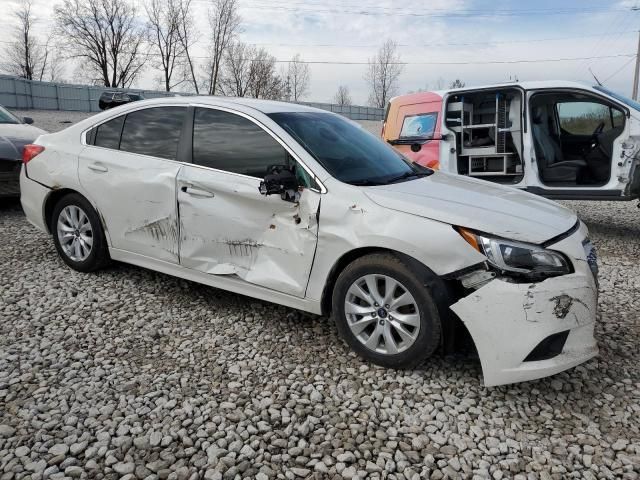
[526, 88, 640, 201]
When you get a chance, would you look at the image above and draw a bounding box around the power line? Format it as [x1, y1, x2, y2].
[2, 32, 638, 50]
[233, 2, 633, 18]
[240, 0, 618, 15]
[258, 54, 636, 65]
[602, 56, 636, 83]
[246, 31, 638, 49]
[0, 39, 634, 64]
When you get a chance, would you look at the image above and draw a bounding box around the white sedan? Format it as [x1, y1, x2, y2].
[19, 97, 599, 386]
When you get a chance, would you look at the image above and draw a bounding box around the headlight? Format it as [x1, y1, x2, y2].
[457, 227, 572, 280]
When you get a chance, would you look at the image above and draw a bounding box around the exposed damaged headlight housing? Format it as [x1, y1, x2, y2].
[458, 228, 572, 280]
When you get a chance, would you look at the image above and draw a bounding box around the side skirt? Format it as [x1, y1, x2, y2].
[109, 248, 323, 315]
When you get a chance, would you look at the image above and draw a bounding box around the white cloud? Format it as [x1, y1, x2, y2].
[3, 0, 639, 104]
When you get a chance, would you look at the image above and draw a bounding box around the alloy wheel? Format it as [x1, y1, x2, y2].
[344, 274, 421, 355]
[57, 205, 93, 262]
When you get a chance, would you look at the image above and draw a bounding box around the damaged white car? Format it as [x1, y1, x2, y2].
[20, 97, 599, 386]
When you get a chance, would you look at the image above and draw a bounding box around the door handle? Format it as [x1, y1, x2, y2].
[88, 163, 108, 173]
[181, 186, 214, 198]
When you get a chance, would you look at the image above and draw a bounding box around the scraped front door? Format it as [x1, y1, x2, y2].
[177, 107, 321, 297]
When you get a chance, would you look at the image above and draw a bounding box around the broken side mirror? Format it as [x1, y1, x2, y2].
[259, 165, 300, 203]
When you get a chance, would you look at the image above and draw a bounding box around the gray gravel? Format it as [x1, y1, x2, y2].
[11, 110, 95, 133]
[1, 111, 639, 479]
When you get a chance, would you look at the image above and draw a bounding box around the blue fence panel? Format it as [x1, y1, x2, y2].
[31, 82, 59, 110]
[0, 74, 385, 120]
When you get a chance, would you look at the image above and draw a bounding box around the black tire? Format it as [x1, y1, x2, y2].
[51, 193, 110, 272]
[332, 253, 442, 369]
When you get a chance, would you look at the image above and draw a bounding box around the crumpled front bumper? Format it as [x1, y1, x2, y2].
[450, 223, 598, 387]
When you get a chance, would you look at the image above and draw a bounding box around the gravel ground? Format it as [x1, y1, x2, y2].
[0, 111, 639, 480]
[12, 110, 96, 134]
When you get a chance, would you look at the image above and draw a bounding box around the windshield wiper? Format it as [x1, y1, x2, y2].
[349, 179, 385, 186]
[384, 170, 433, 184]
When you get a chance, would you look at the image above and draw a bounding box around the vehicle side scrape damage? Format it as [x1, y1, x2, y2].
[177, 171, 321, 297]
[125, 214, 180, 258]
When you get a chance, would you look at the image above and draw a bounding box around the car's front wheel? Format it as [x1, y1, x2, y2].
[332, 253, 442, 369]
[52, 193, 110, 272]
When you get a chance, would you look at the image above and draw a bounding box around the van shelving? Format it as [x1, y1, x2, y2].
[446, 91, 523, 179]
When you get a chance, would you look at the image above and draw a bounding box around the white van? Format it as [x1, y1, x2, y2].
[382, 81, 640, 201]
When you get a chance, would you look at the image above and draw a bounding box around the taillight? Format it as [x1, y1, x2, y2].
[22, 144, 45, 164]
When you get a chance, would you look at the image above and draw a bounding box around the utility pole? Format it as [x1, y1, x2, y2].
[634, 29, 640, 100]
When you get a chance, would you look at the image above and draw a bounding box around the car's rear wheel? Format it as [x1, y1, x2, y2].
[332, 253, 441, 369]
[52, 193, 110, 272]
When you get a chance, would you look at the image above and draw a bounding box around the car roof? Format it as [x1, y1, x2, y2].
[120, 95, 329, 114]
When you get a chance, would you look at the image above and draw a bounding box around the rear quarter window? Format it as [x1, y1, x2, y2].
[93, 115, 125, 149]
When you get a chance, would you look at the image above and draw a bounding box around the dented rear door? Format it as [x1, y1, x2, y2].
[79, 106, 188, 263]
[177, 165, 320, 297]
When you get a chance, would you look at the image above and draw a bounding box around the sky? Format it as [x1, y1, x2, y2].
[4, 0, 640, 105]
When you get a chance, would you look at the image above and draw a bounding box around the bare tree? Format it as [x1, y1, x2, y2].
[205, 0, 241, 95]
[449, 78, 465, 88]
[219, 42, 285, 100]
[248, 48, 283, 100]
[284, 54, 310, 101]
[175, 0, 199, 93]
[333, 85, 352, 106]
[433, 77, 445, 90]
[365, 39, 404, 108]
[38, 35, 67, 82]
[3, 0, 48, 80]
[219, 41, 252, 97]
[55, 0, 148, 88]
[47, 45, 66, 82]
[147, 0, 187, 91]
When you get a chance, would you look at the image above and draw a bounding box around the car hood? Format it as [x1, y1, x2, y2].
[363, 172, 578, 244]
[0, 124, 47, 161]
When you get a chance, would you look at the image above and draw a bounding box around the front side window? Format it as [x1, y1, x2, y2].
[94, 115, 124, 149]
[557, 102, 623, 135]
[192, 108, 290, 178]
[119, 107, 186, 160]
[399, 113, 437, 139]
[269, 112, 430, 185]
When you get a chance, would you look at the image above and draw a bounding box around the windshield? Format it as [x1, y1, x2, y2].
[268, 111, 431, 185]
[0, 106, 20, 124]
[594, 85, 640, 112]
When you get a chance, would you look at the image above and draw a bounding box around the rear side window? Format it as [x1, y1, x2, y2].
[120, 107, 186, 160]
[192, 108, 289, 178]
[94, 115, 124, 149]
[399, 113, 437, 139]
